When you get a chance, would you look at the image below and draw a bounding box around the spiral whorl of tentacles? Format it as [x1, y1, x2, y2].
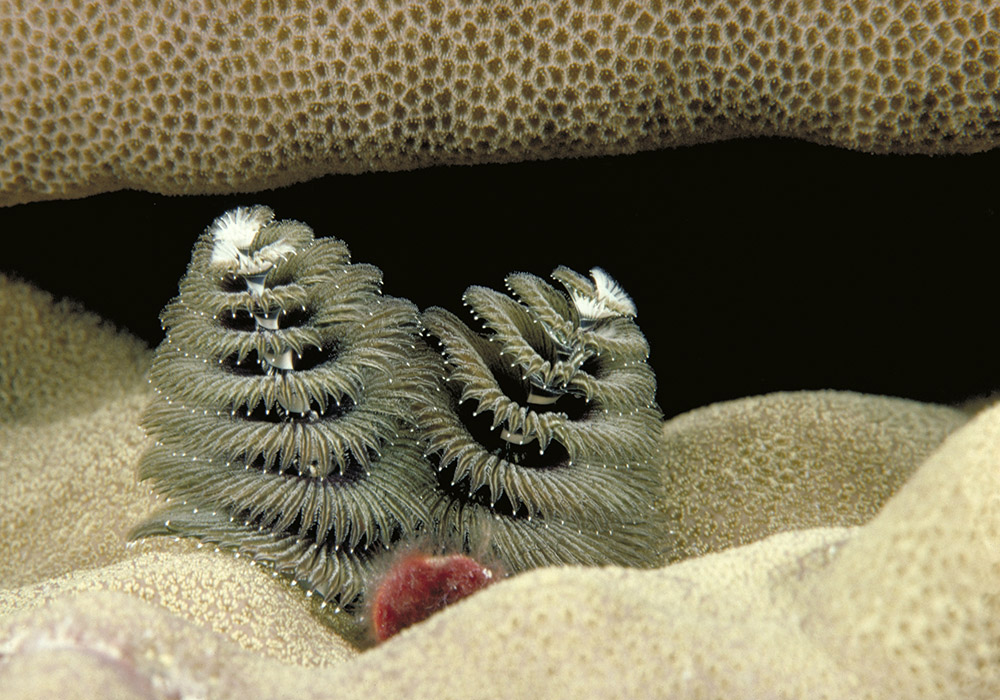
[129, 206, 441, 612]
[418, 267, 665, 571]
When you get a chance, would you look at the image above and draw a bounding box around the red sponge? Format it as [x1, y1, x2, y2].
[370, 553, 501, 642]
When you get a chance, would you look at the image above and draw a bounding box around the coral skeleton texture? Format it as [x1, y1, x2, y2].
[2, 0, 998, 205]
[660, 391, 969, 560]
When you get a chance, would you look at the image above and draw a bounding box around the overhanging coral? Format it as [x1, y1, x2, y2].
[3, 0, 998, 206]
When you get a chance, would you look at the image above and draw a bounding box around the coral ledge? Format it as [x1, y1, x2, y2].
[3, 0, 998, 206]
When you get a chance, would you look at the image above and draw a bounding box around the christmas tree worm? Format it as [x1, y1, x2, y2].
[130, 206, 441, 612]
[418, 266, 665, 571]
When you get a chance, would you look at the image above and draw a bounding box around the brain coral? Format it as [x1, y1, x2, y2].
[2, 0, 998, 205]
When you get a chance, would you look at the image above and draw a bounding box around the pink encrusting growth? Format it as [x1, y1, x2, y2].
[370, 553, 502, 642]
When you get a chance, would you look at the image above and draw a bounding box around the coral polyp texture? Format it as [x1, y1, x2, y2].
[3, 0, 999, 205]
[420, 266, 665, 571]
[130, 205, 441, 612]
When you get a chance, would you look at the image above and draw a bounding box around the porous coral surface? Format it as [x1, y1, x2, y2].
[2, 275, 997, 699]
[2, 0, 998, 205]
[661, 390, 967, 559]
[0, 276, 153, 587]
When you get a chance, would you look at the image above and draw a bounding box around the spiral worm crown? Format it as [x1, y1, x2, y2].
[420, 266, 665, 571]
[133, 210, 666, 611]
[130, 206, 441, 611]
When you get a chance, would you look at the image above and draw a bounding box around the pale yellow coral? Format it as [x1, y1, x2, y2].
[661, 390, 968, 560]
[2, 275, 997, 698]
[0, 275, 153, 587]
[0, 275, 149, 423]
[0, 591, 348, 699]
[2, 0, 998, 206]
[0, 551, 358, 666]
[0, 391, 154, 588]
[800, 396, 1000, 696]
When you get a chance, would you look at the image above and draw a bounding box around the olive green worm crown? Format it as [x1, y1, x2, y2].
[419, 266, 665, 571]
[133, 210, 666, 610]
[130, 206, 441, 612]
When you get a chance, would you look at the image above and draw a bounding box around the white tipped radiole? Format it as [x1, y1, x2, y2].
[208, 205, 274, 265]
[590, 267, 636, 317]
[132, 206, 445, 614]
[571, 267, 637, 325]
[208, 204, 296, 275]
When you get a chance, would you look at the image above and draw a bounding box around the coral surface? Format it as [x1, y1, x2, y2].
[661, 390, 968, 559]
[4, 274, 996, 699]
[0, 276, 153, 587]
[2, 0, 998, 205]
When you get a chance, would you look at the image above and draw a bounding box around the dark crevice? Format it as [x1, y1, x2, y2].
[219, 341, 339, 377]
[220, 353, 267, 376]
[433, 460, 531, 520]
[216, 305, 314, 332]
[490, 357, 533, 401]
[219, 272, 246, 293]
[456, 398, 572, 469]
[278, 305, 311, 327]
[579, 355, 602, 377]
[217, 309, 257, 331]
[235, 391, 356, 423]
[295, 339, 338, 371]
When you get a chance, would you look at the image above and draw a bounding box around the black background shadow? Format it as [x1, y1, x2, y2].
[3, 137, 997, 418]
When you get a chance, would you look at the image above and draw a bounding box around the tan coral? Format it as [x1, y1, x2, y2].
[2, 0, 998, 206]
[0, 275, 149, 423]
[800, 396, 1000, 697]
[0, 550, 359, 666]
[661, 390, 968, 560]
[0, 531, 859, 700]
[5, 403, 998, 699]
[0, 590, 350, 699]
[0, 274, 153, 588]
[0, 391, 155, 588]
[2, 275, 997, 698]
